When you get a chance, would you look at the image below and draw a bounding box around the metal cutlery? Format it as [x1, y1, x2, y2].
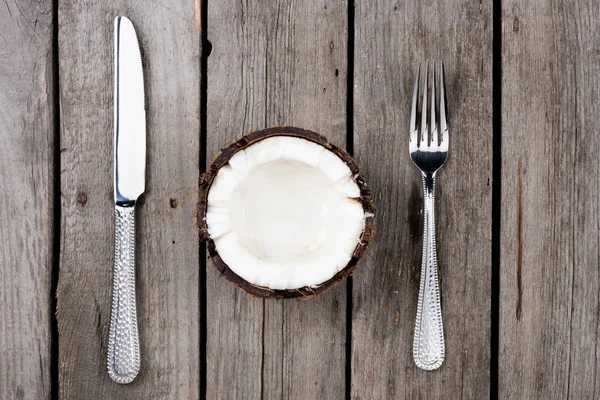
[409, 60, 449, 371]
[107, 15, 146, 384]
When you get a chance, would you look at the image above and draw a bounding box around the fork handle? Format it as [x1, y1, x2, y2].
[107, 204, 141, 384]
[413, 173, 445, 370]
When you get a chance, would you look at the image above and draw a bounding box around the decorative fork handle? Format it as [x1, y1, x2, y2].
[413, 173, 445, 370]
[107, 205, 141, 383]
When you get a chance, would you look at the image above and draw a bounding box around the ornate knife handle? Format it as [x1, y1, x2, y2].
[413, 173, 445, 370]
[107, 205, 141, 383]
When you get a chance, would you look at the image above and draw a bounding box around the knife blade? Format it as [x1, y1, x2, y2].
[114, 16, 146, 203]
[107, 15, 145, 385]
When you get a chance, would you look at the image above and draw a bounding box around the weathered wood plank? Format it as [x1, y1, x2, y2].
[205, 2, 265, 396]
[499, 1, 600, 398]
[57, 1, 200, 398]
[206, 0, 348, 398]
[352, 1, 493, 398]
[0, 1, 54, 398]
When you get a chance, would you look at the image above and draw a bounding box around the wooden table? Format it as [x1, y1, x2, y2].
[1, 0, 598, 398]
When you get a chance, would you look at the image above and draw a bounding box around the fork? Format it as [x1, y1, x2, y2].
[409, 60, 449, 370]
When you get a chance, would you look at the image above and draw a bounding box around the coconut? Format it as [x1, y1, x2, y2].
[197, 126, 375, 299]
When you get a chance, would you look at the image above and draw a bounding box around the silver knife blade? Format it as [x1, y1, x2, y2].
[114, 16, 146, 205]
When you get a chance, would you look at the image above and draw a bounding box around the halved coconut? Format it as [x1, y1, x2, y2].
[197, 127, 375, 299]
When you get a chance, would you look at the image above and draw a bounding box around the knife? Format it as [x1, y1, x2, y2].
[107, 15, 146, 384]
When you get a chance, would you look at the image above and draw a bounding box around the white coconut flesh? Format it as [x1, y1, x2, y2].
[206, 136, 366, 290]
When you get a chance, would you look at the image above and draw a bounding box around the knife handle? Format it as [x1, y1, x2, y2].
[107, 204, 141, 384]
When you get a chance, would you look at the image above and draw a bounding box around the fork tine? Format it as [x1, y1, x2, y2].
[410, 64, 420, 148]
[421, 60, 429, 145]
[411, 65, 420, 132]
[439, 61, 448, 143]
[430, 61, 438, 145]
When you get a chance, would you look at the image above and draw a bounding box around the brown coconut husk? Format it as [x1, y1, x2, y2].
[196, 126, 375, 299]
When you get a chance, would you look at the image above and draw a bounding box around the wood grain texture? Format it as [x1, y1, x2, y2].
[206, 0, 348, 398]
[0, 1, 54, 398]
[57, 1, 200, 398]
[499, 1, 600, 398]
[352, 1, 492, 398]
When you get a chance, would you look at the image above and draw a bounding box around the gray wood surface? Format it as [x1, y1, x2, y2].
[206, 0, 348, 398]
[0, 0, 54, 398]
[56, 1, 200, 398]
[352, 1, 493, 398]
[4, 0, 600, 398]
[499, 1, 600, 398]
